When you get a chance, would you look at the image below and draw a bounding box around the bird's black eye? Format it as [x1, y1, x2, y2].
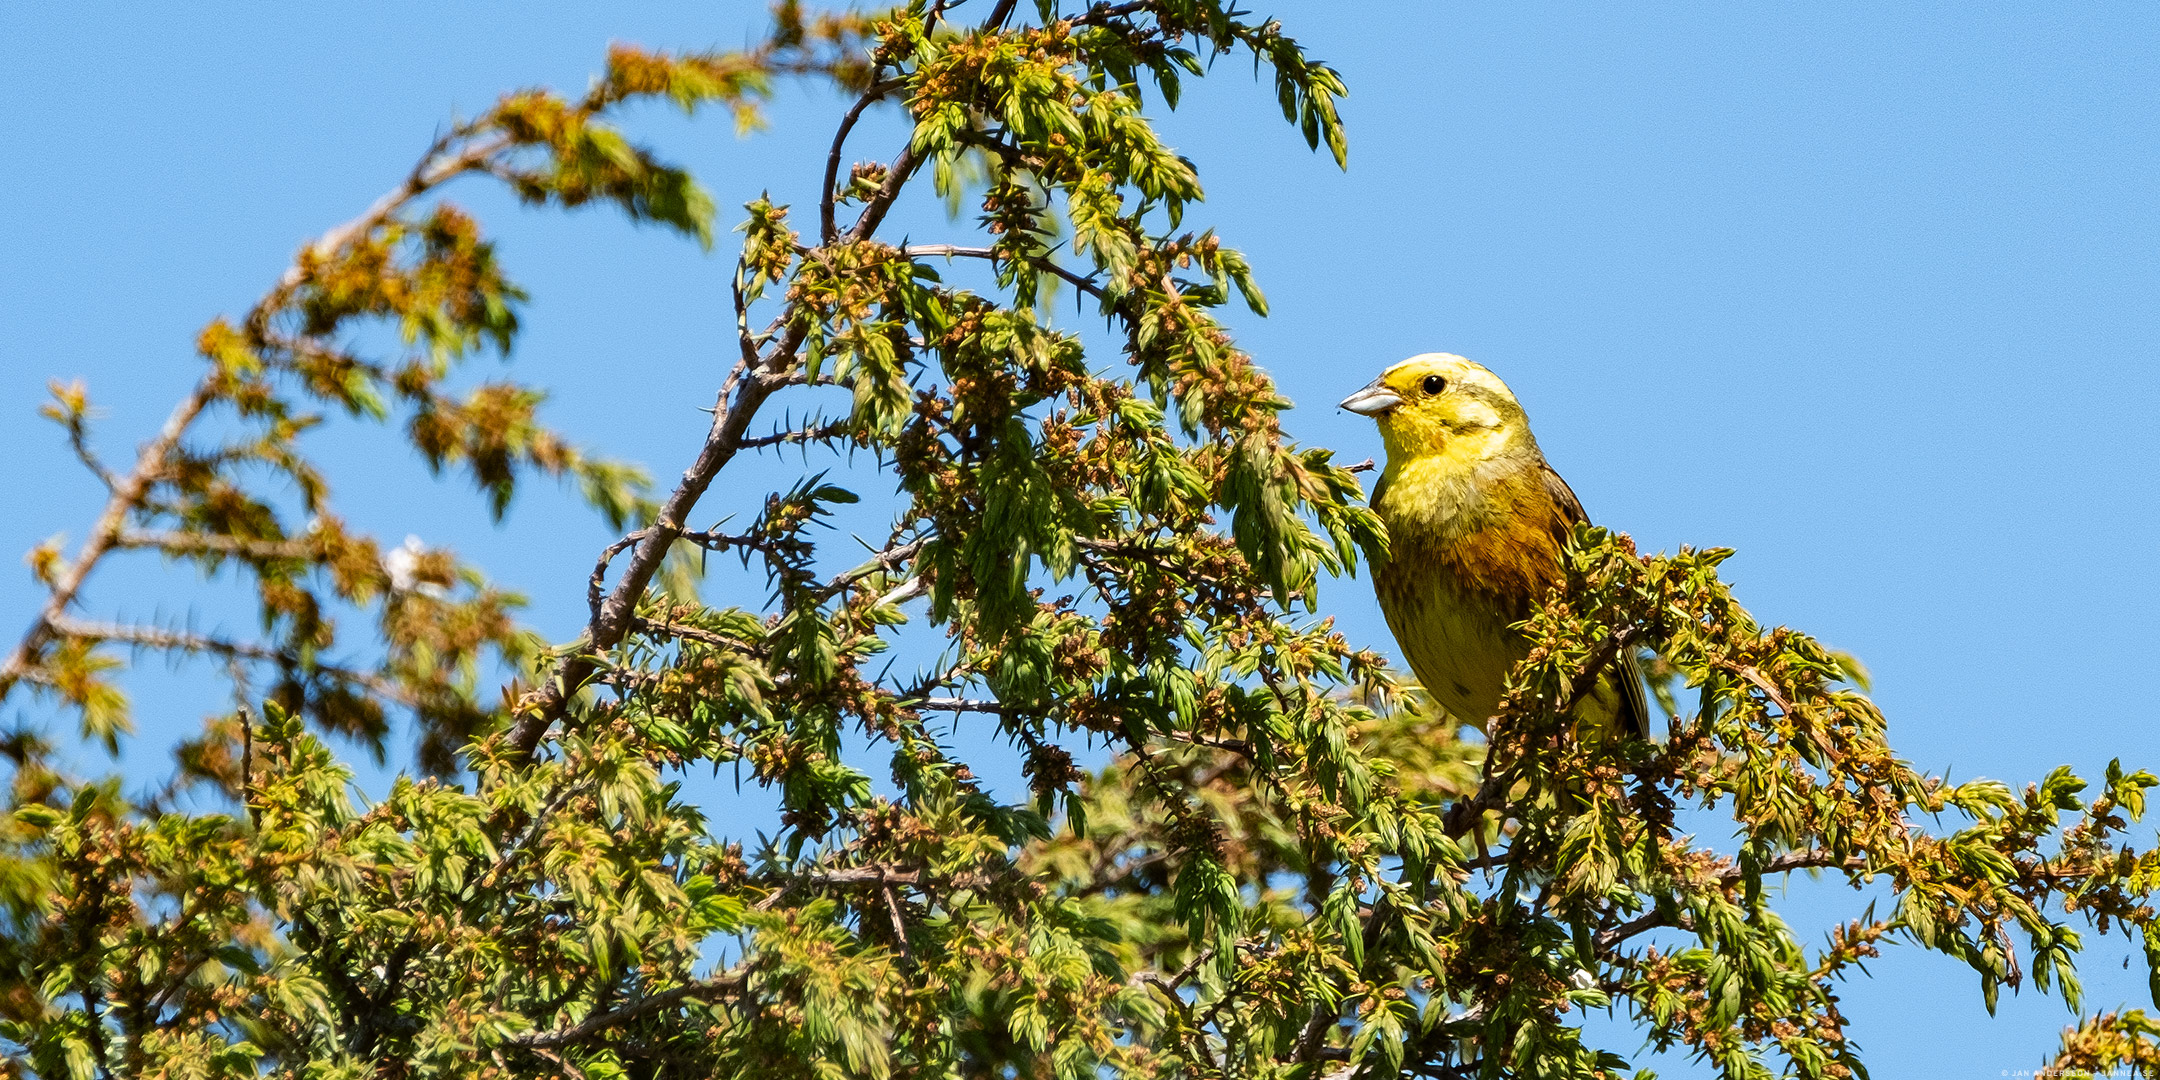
[1421, 375, 1447, 395]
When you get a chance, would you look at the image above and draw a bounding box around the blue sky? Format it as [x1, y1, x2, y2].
[4, 1, 2159, 1074]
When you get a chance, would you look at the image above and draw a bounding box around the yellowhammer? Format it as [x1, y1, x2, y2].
[1341, 353, 1649, 738]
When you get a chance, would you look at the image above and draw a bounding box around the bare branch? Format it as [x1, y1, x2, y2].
[820, 537, 927, 601]
[1597, 908, 1692, 951]
[879, 877, 914, 962]
[1067, 1, 1151, 28]
[1748, 849, 1867, 878]
[1135, 945, 1213, 996]
[821, 77, 908, 244]
[875, 576, 925, 609]
[677, 529, 767, 552]
[515, 365, 792, 751]
[900, 244, 1108, 301]
[917, 697, 1007, 715]
[795, 863, 1000, 892]
[739, 422, 852, 451]
[588, 531, 648, 623]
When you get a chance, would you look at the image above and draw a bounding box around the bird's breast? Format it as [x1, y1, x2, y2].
[1375, 562, 1522, 726]
[1370, 457, 1571, 726]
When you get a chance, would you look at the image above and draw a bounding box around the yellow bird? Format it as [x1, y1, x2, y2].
[1340, 353, 1649, 739]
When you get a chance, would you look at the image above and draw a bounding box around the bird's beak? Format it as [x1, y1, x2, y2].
[1339, 379, 1402, 417]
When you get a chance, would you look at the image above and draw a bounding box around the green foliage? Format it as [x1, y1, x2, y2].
[3, 3, 2157, 1079]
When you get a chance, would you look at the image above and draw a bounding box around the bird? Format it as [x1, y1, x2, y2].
[1340, 353, 1649, 740]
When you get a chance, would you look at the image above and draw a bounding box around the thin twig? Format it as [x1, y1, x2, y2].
[62, 423, 116, 492]
[115, 530, 313, 561]
[527, 1046, 588, 1080]
[239, 704, 258, 828]
[900, 244, 1108, 301]
[917, 697, 1007, 715]
[46, 615, 412, 705]
[819, 537, 927, 601]
[875, 577, 925, 609]
[0, 378, 217, 702]
[1597, 908, 1693, 950]
[880, 877, 914, 962]
[1066, 0, 1150, 28]
[1593, 851, 1864, 951]
[511, 970, 749, 1050]
[589, 531, 649, 622]
[630, 617, 767, 656]
[820, 77, 908, 244]
[481, 776, 582, 889]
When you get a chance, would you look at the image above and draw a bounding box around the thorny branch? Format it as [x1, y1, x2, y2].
[739, 422, 852, 450]
[511, 106, 936, 755]
[514, 360, 791, 752]
[899, 244, 1108, 301]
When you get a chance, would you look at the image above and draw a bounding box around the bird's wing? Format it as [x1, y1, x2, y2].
[1540, 458, 1653, 738]
[1538, 459, 1587, 525]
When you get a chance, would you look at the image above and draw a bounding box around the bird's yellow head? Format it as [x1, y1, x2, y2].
[1339, 353, 1538, 467]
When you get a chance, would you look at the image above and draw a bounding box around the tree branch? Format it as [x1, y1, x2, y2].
[1067, 1, 1152, 28]
[512, 360, 790, 755]
[115, 530, 313, 562]
[45, 615, 411, 705]
[917, 697, 1008, 715]
[1593, 851, 1865, 951]
[900, 244, 1107, 301]
[630, 617, 766, 656]
[511, 970, 749, 1050]
[739, 422, 851, 450]
[63, 423, 116, 492]
[588, 531, 648, 623]
[0, 129, 506, 706]
[821, 77, 908, 244]
[0, 378, 216, 702]
[820, 537, 927, 601]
